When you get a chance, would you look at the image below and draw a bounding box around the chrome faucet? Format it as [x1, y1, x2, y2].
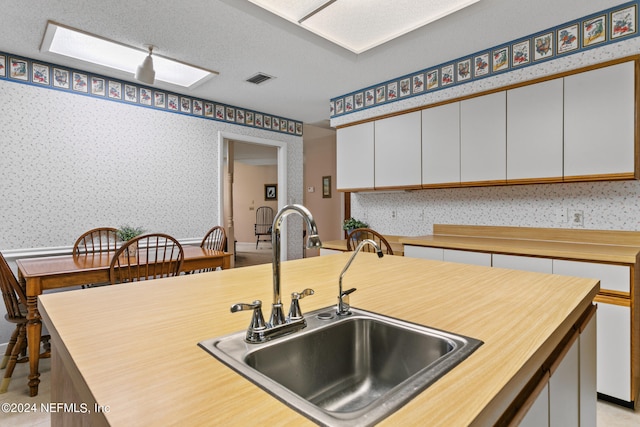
[270, 204, 322, 326]
[337, 239, 383, 316]
[230, 204, 322, 343]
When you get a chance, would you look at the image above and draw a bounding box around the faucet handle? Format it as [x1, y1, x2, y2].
[288, 288, 314, 320]
[231, 300, 266, 336]
[338, 287, 357, 316]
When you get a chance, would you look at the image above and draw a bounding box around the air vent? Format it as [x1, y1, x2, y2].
[246, 72, 274, 85]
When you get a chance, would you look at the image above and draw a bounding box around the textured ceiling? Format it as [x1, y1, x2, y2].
[0, 0, 624, 125]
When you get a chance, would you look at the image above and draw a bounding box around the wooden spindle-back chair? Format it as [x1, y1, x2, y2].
[109, 234, 184, 285]
[73, 227, 119, 287]
[0, 252, 50, 393]
[73, 227, 119, 255]
[254, 206, 274, 249]
[346, 228, 394, 255]
[195, 226, 227, 273]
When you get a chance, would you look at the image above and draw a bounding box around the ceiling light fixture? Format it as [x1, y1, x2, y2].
[249, 0, 482, 54]
[40, 21, 218, 88]
[135, 45, 156, 85]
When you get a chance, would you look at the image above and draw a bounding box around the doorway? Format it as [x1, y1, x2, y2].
[217, 131, 288, 266]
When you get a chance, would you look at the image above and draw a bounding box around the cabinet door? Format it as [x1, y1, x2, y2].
[520, 383, 549, 427]
[564, 61, 635, 178]
[374, 111, 422, 189]
[403, 245, 444, 261]
[549, 337, 579, 427]
[492, 254, 552, 273]
[460, 91, 506, 184]
[336, 122, 374, 190]
[580, 311, 597, 427]
[552, 260, 629, 293]
[507, 78, 563, 181]
[443, 249, 491, 266]
[422, 102, 460, 185]
[552, 260, 631, 402]
[596, 302, 631, 401]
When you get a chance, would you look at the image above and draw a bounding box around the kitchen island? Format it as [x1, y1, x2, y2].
[39, 252, 598, 426]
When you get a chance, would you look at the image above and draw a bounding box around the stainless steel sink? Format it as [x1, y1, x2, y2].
[199, 307, 482, 426]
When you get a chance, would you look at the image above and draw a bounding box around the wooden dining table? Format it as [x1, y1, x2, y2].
[16, 245, 232, 397]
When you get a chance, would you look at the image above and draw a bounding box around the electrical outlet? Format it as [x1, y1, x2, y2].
[391, 210, 397, 220]
[570, 210, 584, 227]
[555, 208, 567, 224]
[418, 210, 425, 222]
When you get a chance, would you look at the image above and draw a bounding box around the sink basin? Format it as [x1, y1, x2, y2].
[199, 307, 482, 426]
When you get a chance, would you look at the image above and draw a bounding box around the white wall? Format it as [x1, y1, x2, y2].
[332, 32, 640, 235]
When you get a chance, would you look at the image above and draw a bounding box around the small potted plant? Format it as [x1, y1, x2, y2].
[343, 217, 368, 238]
[117, 225, 145, 257]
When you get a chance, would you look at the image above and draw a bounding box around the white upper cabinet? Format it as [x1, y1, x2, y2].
[460, 91, 507, 184]
[564, 61, 635, 178]
[335, 59, 637, 192]
[336, 121, 375, 190]
[422, 102, 460, 186]
[507, 78, 564, 181]
[374, 111, 422, 189]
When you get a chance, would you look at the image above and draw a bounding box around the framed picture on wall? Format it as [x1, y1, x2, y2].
[265, 184, 277, 201]
[322, 176, 331, 198]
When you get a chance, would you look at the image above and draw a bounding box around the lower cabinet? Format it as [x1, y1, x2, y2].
[403, 246, 491, 266]
[595, 302, 631, 402]
[443, 249, 491, 266]
[553, 259, 632, 403]
[492, 254, 552, 273]
[549, 338, 580, 426]
[520, 311, 596, 427]
[580, 312, 597, 427]
[520, 383, 549, 427]
[403, 245, 443, 261]
[404, 246, 632, 405]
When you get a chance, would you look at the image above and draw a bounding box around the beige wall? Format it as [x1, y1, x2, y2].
[303, 128, 341, 256]
[233, 162, 278, 243]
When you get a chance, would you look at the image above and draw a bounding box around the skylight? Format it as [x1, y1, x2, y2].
[40, 21, 218, 88]
[249, 0, 481, 54]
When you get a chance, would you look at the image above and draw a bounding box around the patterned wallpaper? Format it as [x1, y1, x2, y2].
[330, 0, 638, 121]
[0, 78, 303, 252]
[353, 180, 640, 236]
[337, 27, 640, 235]
[0, 51, 303, 136]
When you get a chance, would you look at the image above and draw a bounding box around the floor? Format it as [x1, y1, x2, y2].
[234, 241, 273, 267]
[3, 247, 640, 425]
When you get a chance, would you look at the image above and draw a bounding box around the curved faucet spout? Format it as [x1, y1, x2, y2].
[270, 204, 322, 326]
[337, 239, 383, 316]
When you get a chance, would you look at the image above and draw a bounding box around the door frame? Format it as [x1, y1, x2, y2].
[217, 131, 289, 260]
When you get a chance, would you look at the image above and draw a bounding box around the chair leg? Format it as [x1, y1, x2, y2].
[0, 324, 26, 393]
[0, 326, 20, 370]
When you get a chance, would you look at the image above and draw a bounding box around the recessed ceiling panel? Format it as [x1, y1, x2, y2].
[249, 0, 481, 53]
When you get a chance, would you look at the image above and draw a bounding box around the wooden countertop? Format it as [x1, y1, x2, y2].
[39, 253, 598, 426]
[400, 225, 640, 265]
